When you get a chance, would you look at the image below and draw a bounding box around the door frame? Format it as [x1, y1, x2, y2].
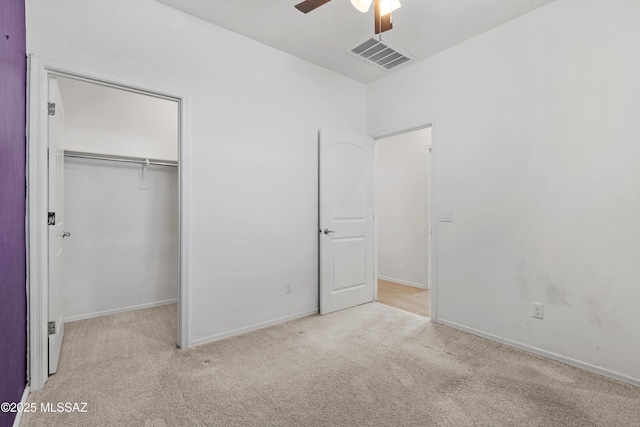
[26, 56, 191, 391]
[370, 123, 438, 321]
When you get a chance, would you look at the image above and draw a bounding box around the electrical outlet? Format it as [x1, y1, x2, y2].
[285, 281, 293, 294]
[532, 302, 544, 319]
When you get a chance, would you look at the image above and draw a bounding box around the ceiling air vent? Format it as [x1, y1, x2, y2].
[347, 37, 414, 71]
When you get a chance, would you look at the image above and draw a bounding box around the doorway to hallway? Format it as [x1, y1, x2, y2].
[375, 127, 432, 317]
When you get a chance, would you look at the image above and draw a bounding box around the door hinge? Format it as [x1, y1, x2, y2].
[48, 321, 56, 335]
[48, 212, 56, 226]
[48, 102, 56, 116]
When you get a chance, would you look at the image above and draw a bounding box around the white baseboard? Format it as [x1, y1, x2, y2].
[377, 275, 426, 289]
[64, 299, 177, 323]
[190, 308, 319, 348]
[436, 318, 640, 388]
[12, 386, 30, 427]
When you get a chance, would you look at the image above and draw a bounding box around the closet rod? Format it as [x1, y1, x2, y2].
[64, 150, 178, 167]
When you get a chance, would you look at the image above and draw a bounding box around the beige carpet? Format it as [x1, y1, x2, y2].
[22, 303, 640, 426]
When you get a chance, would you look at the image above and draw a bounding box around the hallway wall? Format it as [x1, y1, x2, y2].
[376, 129, 431, 288]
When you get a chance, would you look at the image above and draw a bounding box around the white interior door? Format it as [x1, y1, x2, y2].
[319, 128, 375, 314]
[48, 76, 66, 374]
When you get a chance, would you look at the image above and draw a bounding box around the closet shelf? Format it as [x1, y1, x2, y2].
[64, 150, 178, 167]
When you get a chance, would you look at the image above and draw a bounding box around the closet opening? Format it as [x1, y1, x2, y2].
[55, 76, 180, 361]
[374, 127, 432, 318]
[27, 58, 188, 391]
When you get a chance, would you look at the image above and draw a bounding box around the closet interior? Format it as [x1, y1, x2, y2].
[57, 76, 179, 324]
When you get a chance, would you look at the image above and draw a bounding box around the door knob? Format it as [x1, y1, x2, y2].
[62, 231, 71, 238]
[323, 228, 335, 235]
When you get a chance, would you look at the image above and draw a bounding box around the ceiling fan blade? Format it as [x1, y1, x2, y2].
[374, 0, 393, 34]
[295, 0, 333, 14]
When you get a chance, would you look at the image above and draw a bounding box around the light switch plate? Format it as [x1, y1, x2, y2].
[439, 210, 453, 222]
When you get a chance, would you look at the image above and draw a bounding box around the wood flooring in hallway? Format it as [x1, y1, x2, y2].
[377, 279, 431, 318]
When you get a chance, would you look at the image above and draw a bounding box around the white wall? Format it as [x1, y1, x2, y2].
[367, 0, 640, 383]
[27, 0, 366, 344]
[57, 77, 179, 161]
[376, 129, 430, 288]
[63, 159, 178, 321]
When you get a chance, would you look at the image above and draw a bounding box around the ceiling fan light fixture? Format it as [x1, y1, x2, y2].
[351, 0, 372, 13]
[380, 0, 401, 16]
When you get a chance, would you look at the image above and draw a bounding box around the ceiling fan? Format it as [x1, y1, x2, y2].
[295, 0, 401, 34]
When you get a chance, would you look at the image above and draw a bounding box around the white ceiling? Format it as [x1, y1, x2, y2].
[154, 0, 556, 83]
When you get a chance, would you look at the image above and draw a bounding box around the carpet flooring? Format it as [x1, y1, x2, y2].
[22, 303, 640, 426]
